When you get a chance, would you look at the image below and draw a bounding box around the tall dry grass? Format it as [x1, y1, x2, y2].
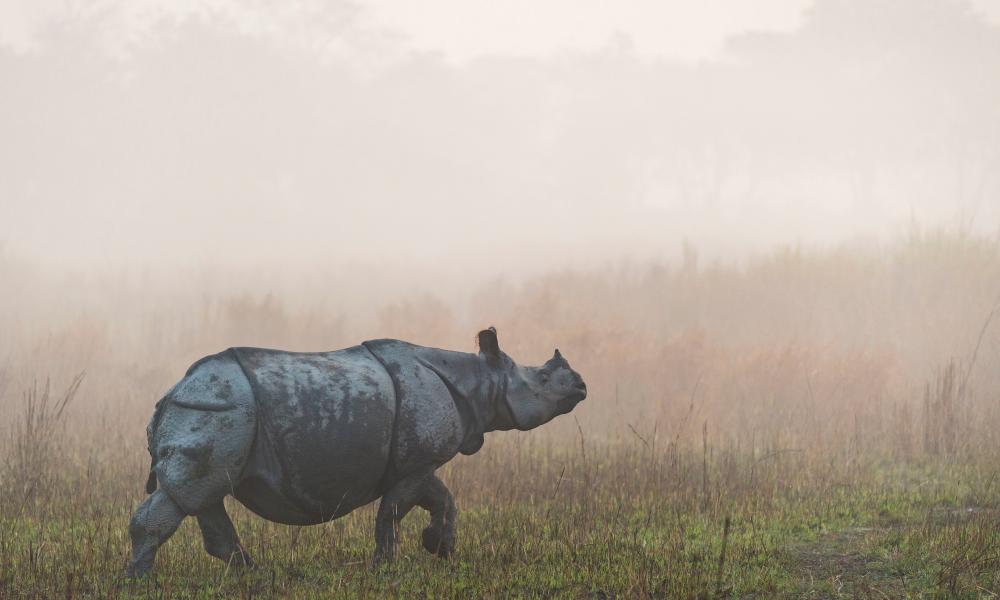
[2, 375, 83, 515]
[1, 231, 999, 469]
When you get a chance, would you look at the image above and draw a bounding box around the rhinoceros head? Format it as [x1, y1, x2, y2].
[478, 327, 587, 431]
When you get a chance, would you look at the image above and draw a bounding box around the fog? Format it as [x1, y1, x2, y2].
[1, 0, 998, 278]
[5, 5, 1000, 594]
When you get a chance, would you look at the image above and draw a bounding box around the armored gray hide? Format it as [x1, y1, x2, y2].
[229, 340, 503, 525]
[128, 328, 586, 577]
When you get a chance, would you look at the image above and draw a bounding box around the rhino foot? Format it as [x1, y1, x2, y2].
[126, 489, 186, 577]
[197, 500, 253, 571]
[125, 562, 152, 579]
[371, 545, 394, 569]
[421, 525, 455, 558]
[419, 474, 457, 559]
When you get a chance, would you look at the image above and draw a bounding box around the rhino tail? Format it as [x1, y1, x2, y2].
[143, 390, 173, 495]
[145, 458, 158, 493]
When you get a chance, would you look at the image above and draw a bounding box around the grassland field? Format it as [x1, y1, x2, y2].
[3, 232, 1000, 598]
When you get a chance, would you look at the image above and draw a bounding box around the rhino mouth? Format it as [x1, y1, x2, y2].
[499, 383, 587, 430]
[553, 383, 586, 415]
[556, 393, 584, 415]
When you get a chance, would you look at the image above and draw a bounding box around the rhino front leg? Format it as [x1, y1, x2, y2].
[373, 473, 425, 566]
[197, 500, 253, 569]
[126, 489, 186, 577]
[372, 471, 458, 566]
[419, 475, 457, 558]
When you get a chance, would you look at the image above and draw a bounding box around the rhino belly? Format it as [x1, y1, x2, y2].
[231, 345, 396, 525]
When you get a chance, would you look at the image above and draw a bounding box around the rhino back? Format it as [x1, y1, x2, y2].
[231, 345, 395, 524]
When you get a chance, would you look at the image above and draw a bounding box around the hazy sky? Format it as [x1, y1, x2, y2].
[381, 0, 1000, 61]
[4, 0, 998, 61]
[1, 0, 998, 271]
[366, 0, 809, 62]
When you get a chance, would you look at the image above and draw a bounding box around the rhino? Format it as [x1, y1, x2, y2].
[126, 327, 586, 576]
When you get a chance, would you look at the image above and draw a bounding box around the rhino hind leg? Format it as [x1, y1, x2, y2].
[372, 471, 457, 566]
[419, 475, 457, 558]
[126, 489, 186, 577]
[197, 500, 253, 569]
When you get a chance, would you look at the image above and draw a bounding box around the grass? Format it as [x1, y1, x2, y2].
[3, 434, 1000, 597]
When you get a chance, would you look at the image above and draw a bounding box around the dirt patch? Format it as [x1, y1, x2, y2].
[786, 526, 904, 599]
[927, 506, 997, 525]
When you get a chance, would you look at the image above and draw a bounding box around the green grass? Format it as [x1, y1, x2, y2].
[3, 450, 1000, 598]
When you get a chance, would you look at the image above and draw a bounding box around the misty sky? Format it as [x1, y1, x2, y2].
[3, 0, 1000, 60]
[1, 0, 999, 272]
[369, 0, 1000, 62]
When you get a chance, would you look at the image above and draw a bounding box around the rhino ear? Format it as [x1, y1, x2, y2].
[477, 326, 500, 358]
